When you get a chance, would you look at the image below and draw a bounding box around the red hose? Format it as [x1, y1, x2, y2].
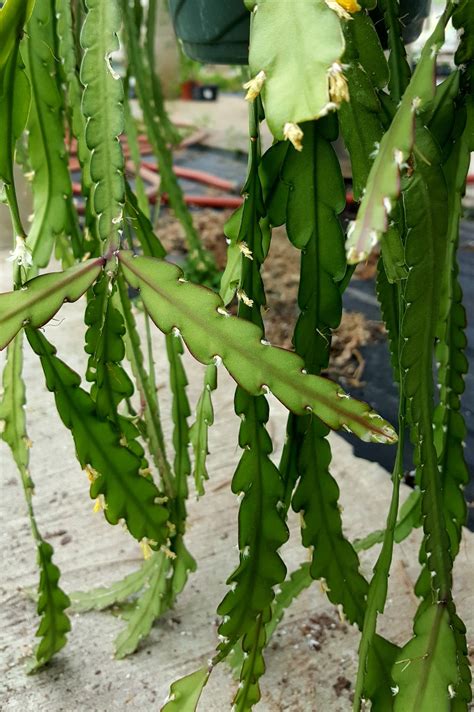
[148, 191, 243, 209]
[141, 160, 237, 193]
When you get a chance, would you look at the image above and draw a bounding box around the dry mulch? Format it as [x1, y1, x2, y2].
[157, 208, 385, 385]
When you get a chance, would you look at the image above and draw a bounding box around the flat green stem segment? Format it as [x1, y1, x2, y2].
[24, 0, 80, 267]
[0, 258, 104, 350]
[114, 551, 171, 659]
[189, 364, 217, 496]
[56, 0, 91, 190]
[80, 0, 125, 247]
[119, 252, 397, 444]
[345, 2, 454, 264]
[25, 328, 170, 546]
[216, 392, 288, 640]
[166, 333, 191, 500]
[69, 557, 155, 612]
[353, 399, 405, 710]
[0, 0, 35, 70]
[161, 667, 210, 712]
[248, 0, 345, 139]
[378, 0, 411, 103]
[228, 563, 312, 677]
[116, 274, 174, 497]
[0, 44, 30, 245]
[392, 604, 458, 711]
[0, 334, 71, 671]
[28, 540, 71, 673]
[434, 103, 472, 560]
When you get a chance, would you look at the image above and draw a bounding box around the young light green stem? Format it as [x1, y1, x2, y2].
[1, 335, 39, 541]
[120, 0, 215, 278]
[144, 310, 158, 405]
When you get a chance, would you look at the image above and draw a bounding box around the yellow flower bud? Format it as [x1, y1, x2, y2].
[325, 0, 360, 19]
[336, 0, 361, 12]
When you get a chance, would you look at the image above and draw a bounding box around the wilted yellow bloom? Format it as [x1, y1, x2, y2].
[243, 70, 266, 101]
[283, 122, 304, 151]
[328, 62, 350, 105]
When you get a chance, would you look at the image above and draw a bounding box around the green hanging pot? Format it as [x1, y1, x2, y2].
[168, 0, 250, 65]
[169, 0, 431, 66]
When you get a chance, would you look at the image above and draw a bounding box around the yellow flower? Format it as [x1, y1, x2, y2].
[283, 122, 304, 152]
[325, 0, 360, 19]
[336, 0, 361, 12]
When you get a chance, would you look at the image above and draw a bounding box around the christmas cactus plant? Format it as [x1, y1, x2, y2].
[0, 0, 472, 709]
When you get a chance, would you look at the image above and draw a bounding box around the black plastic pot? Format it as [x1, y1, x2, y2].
[169, 0, 431, 66]
[168, 0, 250, 65]
[370, 0, 432, 48]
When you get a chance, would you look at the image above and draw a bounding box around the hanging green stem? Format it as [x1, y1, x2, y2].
[24, 0, 80, 268]
[0, 334, 71, 671]
[353, 287, 406, 709]
[378, 0, 411, 103]
[120, 0, 216, 282]
[215, 100, 288, 709]
[116, 275, 174, 497]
